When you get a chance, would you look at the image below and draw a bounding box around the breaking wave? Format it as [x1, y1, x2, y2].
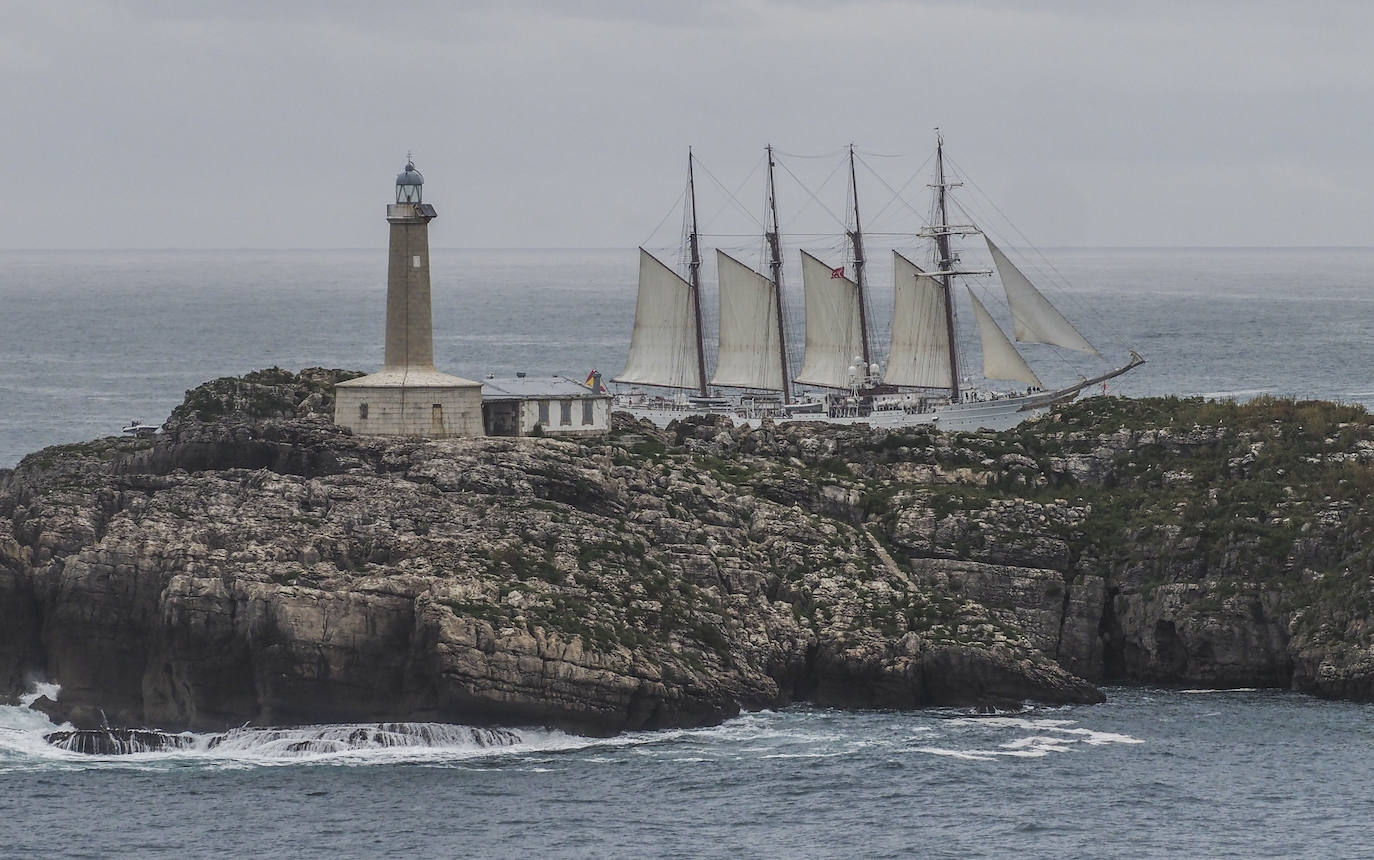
[0, 689, 604, 769]
[907, 715, 1144, 761]
[40, 722, 531, 758]
[0, 685, 1143, 772]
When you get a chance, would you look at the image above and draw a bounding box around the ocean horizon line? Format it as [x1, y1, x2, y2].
[2, 244, 1374, 253]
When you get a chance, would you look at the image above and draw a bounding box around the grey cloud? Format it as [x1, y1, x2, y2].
[2, 0, 1372, 249]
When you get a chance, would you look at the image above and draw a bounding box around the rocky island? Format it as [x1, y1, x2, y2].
[2, 368, 1373, 738]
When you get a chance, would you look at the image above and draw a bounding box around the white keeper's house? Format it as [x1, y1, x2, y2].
[481, 373, 612, 437]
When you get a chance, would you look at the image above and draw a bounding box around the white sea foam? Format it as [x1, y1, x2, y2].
[0, 667, 725, 769]
[760, 751, 852, 760]
[18, 681, 61, 707]
[914, 739, 1068, 761]
[0, 691, 1143, 772]
[907, 715, 1144, 762]
[1, 683, 71, 747]
[0, 697, 84, 768]
[999, 736, 1076, 752]
[0, 705, 64, 737]
[914, 747, 1000, 761]
[0, 711, 628, 770]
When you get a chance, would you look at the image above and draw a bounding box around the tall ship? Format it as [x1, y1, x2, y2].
[613, 132, 1144, 431]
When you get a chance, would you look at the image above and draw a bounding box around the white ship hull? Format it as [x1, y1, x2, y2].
[618, 387, 1075, 433]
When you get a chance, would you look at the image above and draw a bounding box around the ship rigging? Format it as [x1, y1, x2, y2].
[614, 132, 1144, 431]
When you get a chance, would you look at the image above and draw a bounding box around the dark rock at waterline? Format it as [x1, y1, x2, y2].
[46, 728, 196, 755]
[7, 371, 1374, 733]
[26, 695, 59, 720]
[45, 721, 527, 756]
[26, 694, 109, 730]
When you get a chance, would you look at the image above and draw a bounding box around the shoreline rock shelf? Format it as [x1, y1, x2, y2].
[2, 369, 1371, 735]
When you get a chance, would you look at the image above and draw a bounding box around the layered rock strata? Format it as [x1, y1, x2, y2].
[6, 371, 1374, 734]
[0, 369, 1099, 734]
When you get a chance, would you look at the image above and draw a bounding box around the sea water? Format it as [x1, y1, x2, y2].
[2, 248, 1374, 856]
[2, 689, 1371, 857]
[2, 246, 1373, 468]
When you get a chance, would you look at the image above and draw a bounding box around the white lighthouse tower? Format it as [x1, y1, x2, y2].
[334, 158, 484, 437]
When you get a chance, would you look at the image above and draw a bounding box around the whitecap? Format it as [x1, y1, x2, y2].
[999, 736, 1076, 752]
[1038, 726, 1145, 745]
[913, 746, 998, 761]
[916, 741, 1060, 760]
[0, 716, 616, 770]
[760, 751, 850, 760]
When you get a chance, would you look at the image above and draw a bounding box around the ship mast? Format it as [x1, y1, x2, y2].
[932, 129, 961, 401]
[686, 149, 708, 397]
[847, 144, 872, 370]
[765, 144, 792, 404]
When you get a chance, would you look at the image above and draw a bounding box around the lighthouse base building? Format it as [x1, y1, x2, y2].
[334, 158, 484, 439]
[335, 369, 484, 438]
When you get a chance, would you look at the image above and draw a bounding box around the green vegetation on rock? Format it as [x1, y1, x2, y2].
[8, 371, 1374, 738]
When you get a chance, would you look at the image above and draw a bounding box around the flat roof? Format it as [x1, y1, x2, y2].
[481, 375, 610, 400]
[338, 368, 482, 388]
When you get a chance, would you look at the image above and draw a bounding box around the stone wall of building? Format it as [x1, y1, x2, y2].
[383, 216, 435, 370]
[518, 396, 611, 436]
[335, 384, 483, 438]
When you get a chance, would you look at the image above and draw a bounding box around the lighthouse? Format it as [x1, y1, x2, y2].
[334, 158, 484, 437]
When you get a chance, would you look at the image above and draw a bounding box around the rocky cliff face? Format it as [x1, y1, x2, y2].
[650, 394, 1374, 701]
[4, 371, 1373, 735]
[0, 369, 1100, 735]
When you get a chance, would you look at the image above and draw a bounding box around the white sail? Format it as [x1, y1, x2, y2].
[968, 288, 1043, 387]
[986, 238, 1098, 354]
[793, 250, 866, 388]
[614, 248, 703, 390]
[710, 250, 784, 391]
[883, 251, 953, 389]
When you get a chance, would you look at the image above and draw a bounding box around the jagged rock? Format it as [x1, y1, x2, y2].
[46, 728, 197, 755]
[8, 379, 1374, 734]
[165, 366, 362, 429]
[1111, 584, 1292, 686]
[0, 371, 1103, 735]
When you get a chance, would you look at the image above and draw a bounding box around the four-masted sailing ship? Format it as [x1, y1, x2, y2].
[614, 132, 1144, 431]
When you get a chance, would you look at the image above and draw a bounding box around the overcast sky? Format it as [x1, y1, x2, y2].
[4, 0, 1372, 249]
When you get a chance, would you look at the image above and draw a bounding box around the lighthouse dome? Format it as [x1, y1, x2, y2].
[395, 159, 424, 203]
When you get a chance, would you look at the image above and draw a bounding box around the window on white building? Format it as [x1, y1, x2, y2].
[538, 400, 549, 425]
[560, 400, 572, 426]
[582, 400, 594, 425]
